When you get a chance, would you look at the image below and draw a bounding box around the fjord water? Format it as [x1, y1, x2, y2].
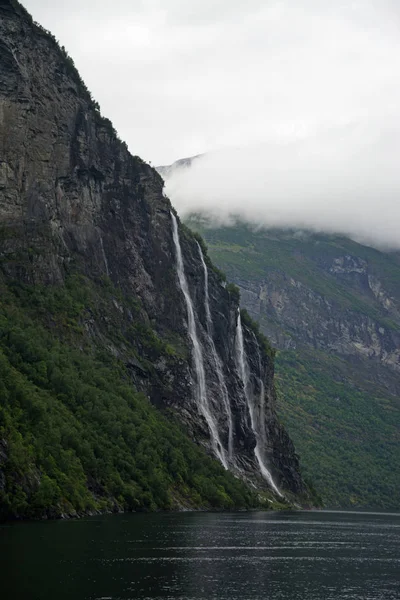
[1, 511, 399, 600]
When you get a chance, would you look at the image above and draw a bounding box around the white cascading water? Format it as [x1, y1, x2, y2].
[99, 232, 110, 276]
[170, 212, 228, 469]
[235, 311, 282, 496]
[197, 242, 234, 462]
[252, 333, 267, 450]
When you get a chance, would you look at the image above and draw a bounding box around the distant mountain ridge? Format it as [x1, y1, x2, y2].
[157, 154, 203, 179]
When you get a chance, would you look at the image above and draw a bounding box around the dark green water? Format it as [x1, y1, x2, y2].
[1, 510, 399, 599]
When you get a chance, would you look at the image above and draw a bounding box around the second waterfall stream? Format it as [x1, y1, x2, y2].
[197, 242, 234, 463]
[235, 311, 282, 496]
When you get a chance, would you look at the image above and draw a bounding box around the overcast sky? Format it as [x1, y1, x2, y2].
[23, 0, 400, 247]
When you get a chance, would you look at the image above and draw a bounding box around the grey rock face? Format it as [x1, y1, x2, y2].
[0, 1, 305, 496]
[236, 269, 400, 374]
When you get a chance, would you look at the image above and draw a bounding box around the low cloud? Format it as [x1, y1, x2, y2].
[163, 120, 400, 249]
[24, 1, 400, 168]
[23, 0, 400, 247]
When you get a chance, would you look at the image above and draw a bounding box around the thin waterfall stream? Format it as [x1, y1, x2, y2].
[197, 242, 234, 462]
[253, 332, 267, 460]
[170, 212, 228, 469]
[235, 311, 282, 496]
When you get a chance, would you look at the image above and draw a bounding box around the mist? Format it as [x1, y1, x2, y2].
[163, 121, 400, 249]
[22, 0, 400, 247]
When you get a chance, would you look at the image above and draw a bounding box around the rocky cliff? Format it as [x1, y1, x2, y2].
[0, 0, 307, 516]
[237, 255, 400, 375]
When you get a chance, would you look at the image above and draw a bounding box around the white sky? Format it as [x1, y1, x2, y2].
[22, 0, 400, 247]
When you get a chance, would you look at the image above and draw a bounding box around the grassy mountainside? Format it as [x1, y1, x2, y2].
[188, 221, 400, 327]
[187, 219, 400, 509]
[0, 272, 259, 520]
[276, 350, 399, 508]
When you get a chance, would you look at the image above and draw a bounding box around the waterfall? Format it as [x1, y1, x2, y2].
[197, 242, 234, 462]
[170, 212, 228, 469]
[99, 232, 110, 276]
[235, 311, 282, 496]
[252, 334, 267, 453]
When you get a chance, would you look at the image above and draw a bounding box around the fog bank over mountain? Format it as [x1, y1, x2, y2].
[23, 0, 400, 166]
[161, 122, 400, 250]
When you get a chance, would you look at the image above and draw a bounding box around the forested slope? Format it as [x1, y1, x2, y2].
[0, 274, 262, 519]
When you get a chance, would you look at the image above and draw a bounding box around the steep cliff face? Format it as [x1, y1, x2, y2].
[237, 257, 400, 375]
[0, 0, 306, 512]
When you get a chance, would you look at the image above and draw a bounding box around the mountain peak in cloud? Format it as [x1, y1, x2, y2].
[158, 123, 400, 250]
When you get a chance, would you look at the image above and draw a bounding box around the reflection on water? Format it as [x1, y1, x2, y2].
[1, 510, 399, 599]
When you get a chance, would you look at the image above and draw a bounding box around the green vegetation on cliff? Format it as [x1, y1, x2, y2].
[187, 219, 400, 326]
[0, 274, 257, 520]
